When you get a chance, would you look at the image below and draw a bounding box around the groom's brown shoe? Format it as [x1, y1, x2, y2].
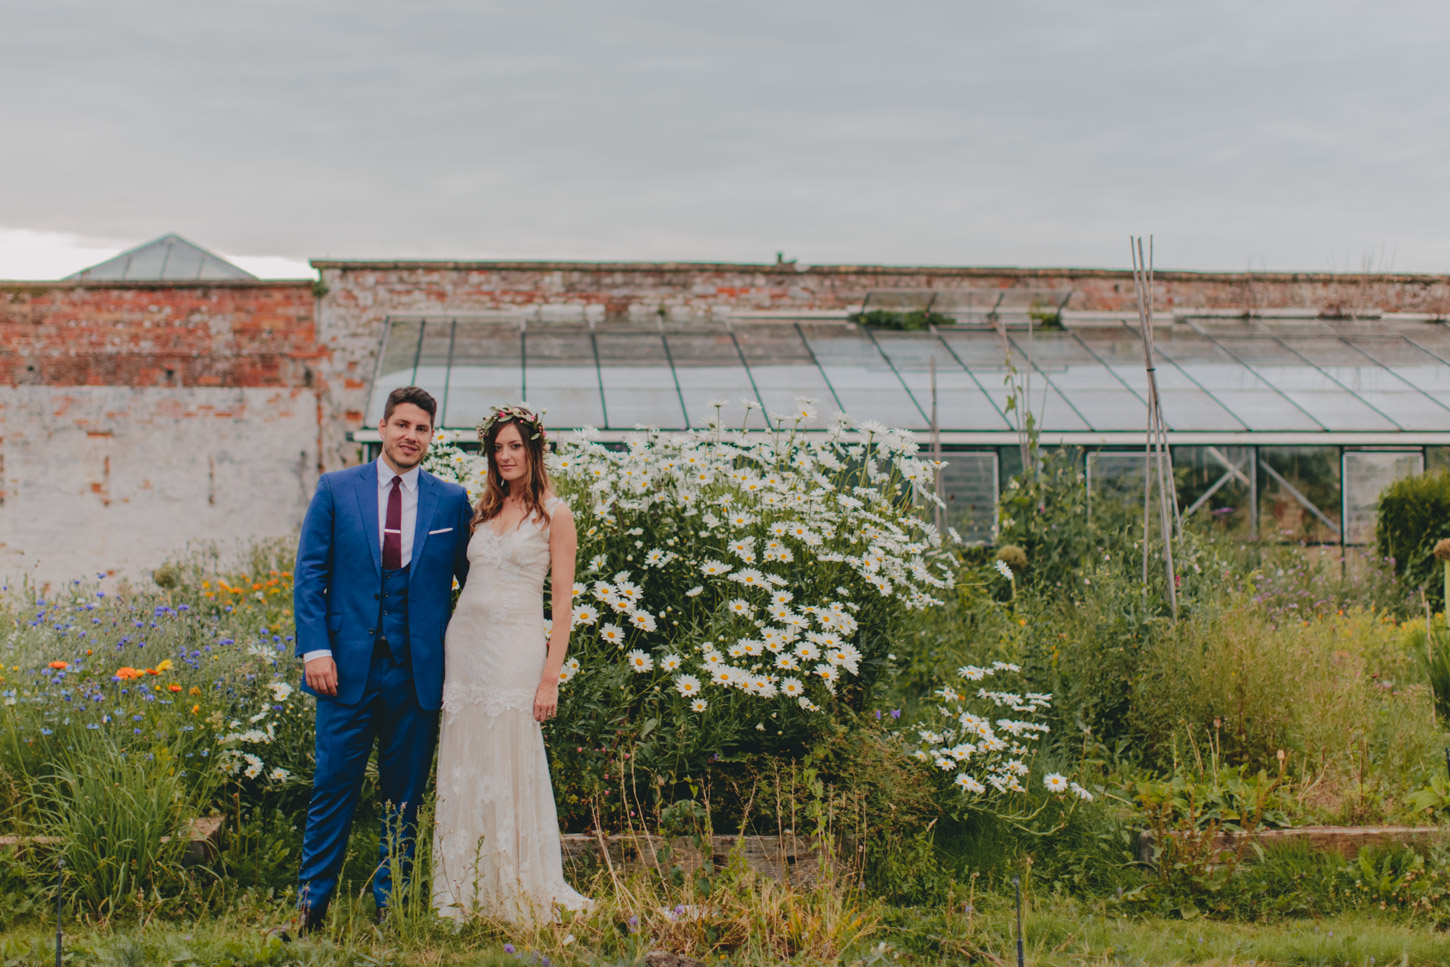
[275, 904, 326, 942]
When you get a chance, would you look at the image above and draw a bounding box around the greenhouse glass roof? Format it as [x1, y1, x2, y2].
[362, 316, 1450, 443]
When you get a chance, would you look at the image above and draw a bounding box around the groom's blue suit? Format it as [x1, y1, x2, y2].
[292, 459, 472, 916]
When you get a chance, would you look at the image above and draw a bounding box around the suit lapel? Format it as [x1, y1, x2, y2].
[409, 471, 441, 583]
[354, 461, 382, 574]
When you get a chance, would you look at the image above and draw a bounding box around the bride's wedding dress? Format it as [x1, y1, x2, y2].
[432, 495, 591, 923]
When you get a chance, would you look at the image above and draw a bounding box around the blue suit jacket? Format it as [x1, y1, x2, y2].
[293, 462, 472, 710]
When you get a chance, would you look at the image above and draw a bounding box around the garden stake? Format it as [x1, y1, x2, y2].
[1130, 235, 1178, 619]
[55, 857, 63, 967]
[1014, 875, 1025, 967]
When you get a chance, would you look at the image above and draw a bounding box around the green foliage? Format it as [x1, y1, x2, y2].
[1404, 771, 1450, 817]
[848, 309, 953, 331]
[21, 730, 222, 916]
[1426, 627, 1450, 723]
[1376, 468, 1450, 608]
[995, 447, 1138, 593]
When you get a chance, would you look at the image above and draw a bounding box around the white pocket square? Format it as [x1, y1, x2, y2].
[428, 527, 454, 535]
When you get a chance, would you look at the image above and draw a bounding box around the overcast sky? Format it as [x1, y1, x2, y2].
[2, 0, 1447, 278]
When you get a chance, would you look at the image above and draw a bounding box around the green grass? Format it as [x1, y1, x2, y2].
[2, 892, 1448, 966]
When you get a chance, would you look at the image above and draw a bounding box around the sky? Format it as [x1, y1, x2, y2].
[2, 0, 1447, 279]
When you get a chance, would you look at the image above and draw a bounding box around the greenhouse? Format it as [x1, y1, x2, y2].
[356, 311, 1450, 546]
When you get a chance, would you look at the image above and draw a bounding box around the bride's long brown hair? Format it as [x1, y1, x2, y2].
[470, 414, 552, 534]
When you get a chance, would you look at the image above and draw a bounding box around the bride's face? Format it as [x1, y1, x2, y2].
[492, 422, 529, 486]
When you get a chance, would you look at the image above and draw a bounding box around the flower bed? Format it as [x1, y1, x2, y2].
[423, 408, 962, 825]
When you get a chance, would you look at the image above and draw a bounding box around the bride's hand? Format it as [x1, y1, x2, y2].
[534, 680, 559, 723]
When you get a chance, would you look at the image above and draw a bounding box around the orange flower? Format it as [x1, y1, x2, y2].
[48, 661, 68, 670]
[191, 704, 200, 714]
[189, 686, 201, 696]
[85, 649, 93, 656]
[146, 668, 160, 676]
[168, 683, 182, 693]
[114, 667, 143, 680]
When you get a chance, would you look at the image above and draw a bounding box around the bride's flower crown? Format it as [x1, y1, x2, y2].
[476, 403, 548, 443]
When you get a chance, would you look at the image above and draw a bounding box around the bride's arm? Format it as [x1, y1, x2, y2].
[536, 502, 577, 722]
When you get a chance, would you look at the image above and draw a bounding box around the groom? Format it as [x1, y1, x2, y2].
[291, 385, 472, 933]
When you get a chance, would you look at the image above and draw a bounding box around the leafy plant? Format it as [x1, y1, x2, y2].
[1376, 468, 1450, 609]
[848, 309, 953, 331]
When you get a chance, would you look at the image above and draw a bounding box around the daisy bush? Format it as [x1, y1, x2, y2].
[423, 401, 956, 816]
[905, 661, 1088, 810]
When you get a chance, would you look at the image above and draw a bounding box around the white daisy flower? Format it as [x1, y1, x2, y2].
[779, 677, 805, 697]
[626, 649, 654, 673]
[660, 654, 683, 672]
[690, 698, 709, 713]
[599, 623, 625, 645]
[955, 774, 986, 794]
[729, 568, 765, 589]
[572, 605, 600, 627]
[674, 674, 701, 696]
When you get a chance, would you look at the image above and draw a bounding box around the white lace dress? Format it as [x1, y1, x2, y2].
[431, 496, 591, 923]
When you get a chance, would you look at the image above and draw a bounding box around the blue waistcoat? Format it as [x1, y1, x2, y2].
[377, 565, 410, 665]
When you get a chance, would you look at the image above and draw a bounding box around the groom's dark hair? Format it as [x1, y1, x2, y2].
[382, 385, 438, 424]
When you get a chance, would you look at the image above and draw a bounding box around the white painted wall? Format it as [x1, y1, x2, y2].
[0, 387, 322, 592]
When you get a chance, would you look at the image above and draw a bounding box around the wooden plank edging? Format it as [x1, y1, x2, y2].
[559, 833, 833, 884]
[0, 816, 224, 864]
[1137, 825, 1450, 865]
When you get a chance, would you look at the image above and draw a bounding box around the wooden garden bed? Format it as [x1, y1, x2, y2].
[560, 832, 833, 885]
[1138, 825, 1449, 865]
[0, 816, 225, 864]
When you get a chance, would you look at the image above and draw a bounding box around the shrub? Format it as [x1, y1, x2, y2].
[1376, 468, 1450, 609]
[424, 408, 955, 827]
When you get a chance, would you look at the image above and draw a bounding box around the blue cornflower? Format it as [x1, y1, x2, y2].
[40, 728, 52, 735]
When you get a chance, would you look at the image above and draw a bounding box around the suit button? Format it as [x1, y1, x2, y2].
[382, 610, 389, 616]
[369, 628, 375, 635]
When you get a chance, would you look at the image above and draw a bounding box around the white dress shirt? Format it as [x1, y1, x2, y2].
[303, 458, 421, 664]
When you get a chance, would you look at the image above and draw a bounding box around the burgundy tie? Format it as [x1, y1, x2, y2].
[383, 476, 403, 570]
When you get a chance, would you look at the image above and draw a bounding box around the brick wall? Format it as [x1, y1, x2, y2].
[0, 281, 321, 589]
[1, 280, 319, 387]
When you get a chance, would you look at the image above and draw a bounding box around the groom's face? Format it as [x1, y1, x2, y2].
[379, 402, 433, 473]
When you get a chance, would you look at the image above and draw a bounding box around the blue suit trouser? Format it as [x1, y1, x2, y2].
[297, 645, 437, 915]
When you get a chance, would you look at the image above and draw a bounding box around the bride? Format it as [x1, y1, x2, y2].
[432, 404, 591, 923]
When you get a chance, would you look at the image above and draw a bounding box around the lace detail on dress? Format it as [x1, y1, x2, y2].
[441, 683, 537, 717]
[433, 492, 590, 925]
